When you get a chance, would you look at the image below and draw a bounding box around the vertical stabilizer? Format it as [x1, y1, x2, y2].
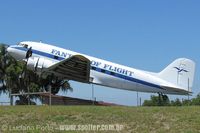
[158, 58, 195, 91]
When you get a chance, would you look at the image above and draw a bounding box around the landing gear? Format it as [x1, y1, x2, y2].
[158, 93, 162, 106]
[158, 93, 169, 106]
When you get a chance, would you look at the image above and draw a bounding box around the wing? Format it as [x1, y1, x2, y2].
[43, 55, 91, 83]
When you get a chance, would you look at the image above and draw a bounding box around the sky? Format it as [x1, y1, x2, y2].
[0, 0, 199, 106]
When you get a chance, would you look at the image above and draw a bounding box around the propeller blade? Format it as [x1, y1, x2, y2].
[25, 47, 32, 59]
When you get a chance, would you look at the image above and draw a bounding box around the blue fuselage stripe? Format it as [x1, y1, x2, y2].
[13, 46, 164, 90]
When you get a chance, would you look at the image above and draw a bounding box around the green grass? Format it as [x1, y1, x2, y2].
[0, 106, 200, 133]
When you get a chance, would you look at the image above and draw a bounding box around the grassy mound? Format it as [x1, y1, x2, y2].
[0, 106, 200, 133]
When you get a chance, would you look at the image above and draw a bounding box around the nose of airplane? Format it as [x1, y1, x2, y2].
[6, 46, 11, 53]
[7, 46, 17, 58]
[7, 45, 29, 60]
[6, 46, 13, 54]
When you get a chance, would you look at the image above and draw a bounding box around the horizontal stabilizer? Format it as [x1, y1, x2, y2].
[161, 85, 192, 95]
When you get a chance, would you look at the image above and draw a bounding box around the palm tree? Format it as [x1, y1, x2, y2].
[0, 43, 9, 94]
[41, 75, 73, 95]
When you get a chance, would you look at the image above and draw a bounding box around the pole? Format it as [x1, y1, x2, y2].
[9, 88, 13, 106]
[92, 84, 94, 105]
[137, 91, 138, 106]
[90, 77, 95, 105]
[28, 75, 30, 105]
[28, 86, 30, 105]
[188, 78, 190, 104]
[49, 86, 52, 106]
[10, 95, 13, 106]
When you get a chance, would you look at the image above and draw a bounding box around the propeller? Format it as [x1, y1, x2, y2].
[20, 47, 33, 79]
[25, 47, 32, 59]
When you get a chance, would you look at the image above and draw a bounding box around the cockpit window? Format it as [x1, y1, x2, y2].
[18, 43, 28, 48]
[24, 44, 28, 48]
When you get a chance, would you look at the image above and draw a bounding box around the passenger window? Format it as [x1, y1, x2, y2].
[24, 44, 28, 48]
[91, 66, 96, 70]
[18, 43, 28, 48]
[101, 69, 106, 73]
[111, 72, 115, 75]
[54, 56, 59, 59]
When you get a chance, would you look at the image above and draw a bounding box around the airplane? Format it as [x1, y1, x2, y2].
[7, 41, 196, 95]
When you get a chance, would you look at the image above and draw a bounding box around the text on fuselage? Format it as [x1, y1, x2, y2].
[51, 49, 134, 77]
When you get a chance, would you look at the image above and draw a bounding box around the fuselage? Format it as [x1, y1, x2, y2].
[7, 41, 182, 94]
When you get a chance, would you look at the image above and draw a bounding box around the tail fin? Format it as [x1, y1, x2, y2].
[158, 58, 196, 91]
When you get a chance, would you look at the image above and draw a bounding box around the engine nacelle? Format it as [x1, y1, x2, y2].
[26, 57, 53, 74]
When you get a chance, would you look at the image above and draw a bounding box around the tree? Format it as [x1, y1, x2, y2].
[171, 98, 182, 106]
[191, 94, 200, 105]
[0, 44, 9, 94]
[182, 99, 192, 106]
[143, 95, 170, 106]
[143, 98, 154, 106]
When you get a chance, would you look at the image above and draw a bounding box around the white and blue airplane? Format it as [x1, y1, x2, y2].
[7, 41, 196, 95]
